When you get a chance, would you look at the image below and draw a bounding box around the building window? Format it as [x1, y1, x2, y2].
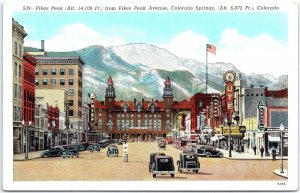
[35, 68, 39, 75]
[51, 79, 56, 86]
[60, 79, 65, 85]
[60, 69, 65, 75]
[69, 110, 74, 116]
[14, 84, 17, 98]
[68, 89, 74, 96]
[69, 79, 74, 85]
[14, 42, 17, 55]
[69, 69, 74, 75]
[261, 94, 264, 96]
[42, 79, 47, 85]
[19, 45, 22, 58]
[51, 69, 56, 75]
[18, 65, 21, 77]
[35, 79, 39, 85]
[14, 63, 17, 76]
[43, 69, 48, 75]
[69, 100, 73, 106]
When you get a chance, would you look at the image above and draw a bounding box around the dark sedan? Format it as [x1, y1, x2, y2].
[41, 146, 65, 158]
[197, 145, 224, 158]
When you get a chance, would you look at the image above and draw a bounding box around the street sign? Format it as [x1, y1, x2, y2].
[257, 101, 264, 109]
[239, 126, 246, 133]
[258, 122, 264, 130]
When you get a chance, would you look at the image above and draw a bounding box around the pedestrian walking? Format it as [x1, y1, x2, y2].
[241, 145, 244, 153]
[253, 145, 257, 155]
[260, 146, 264, 157]
[271, 148, 277, 161]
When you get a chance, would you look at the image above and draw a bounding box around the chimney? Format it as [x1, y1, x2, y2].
[40, 40, 45, 52]
[142, 98, 144, 108]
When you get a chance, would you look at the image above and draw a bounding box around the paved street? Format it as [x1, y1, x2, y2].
[13, 142, 287, 181]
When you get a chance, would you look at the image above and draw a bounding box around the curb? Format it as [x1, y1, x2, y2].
[13, 157, 41, 161]
[223, 157, 288, 161]
[273, 170, 288, 179]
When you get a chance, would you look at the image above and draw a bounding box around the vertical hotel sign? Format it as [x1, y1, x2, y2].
[223, 71, 236, 120]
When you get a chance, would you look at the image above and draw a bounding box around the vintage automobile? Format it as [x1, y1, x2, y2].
[87, 143, 101, 152]
[197, 145, 224, 158]
[64, 145, 80, 158]
[41, 146, 65, 158]
[148, 152, 166, 173]
[98, 139, 110, 148]
[67, 143, 85, 151]
[151, 155, 175, 178]
[158, 141, 166, 150]
[177, 153, 200, 173]
[107, 144, 119, 157]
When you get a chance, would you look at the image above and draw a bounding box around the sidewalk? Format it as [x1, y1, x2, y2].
[14, 150, 43, 161]
[218, 148, 288, 179]
[218, 148, 288, 160]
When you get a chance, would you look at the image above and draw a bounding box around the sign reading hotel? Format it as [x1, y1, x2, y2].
[223, 71, 236, 119]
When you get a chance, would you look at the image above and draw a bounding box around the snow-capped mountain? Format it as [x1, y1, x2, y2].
[26, 43, 287, 101]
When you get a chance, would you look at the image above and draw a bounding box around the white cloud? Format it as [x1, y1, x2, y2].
[25, 23, 125, 51]
[160, 29, 288, 76]
[214, 28, 288, 76]
[159, 30, 208, 61]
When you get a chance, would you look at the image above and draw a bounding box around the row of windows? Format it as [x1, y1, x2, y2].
[14, 42, 22, 58]
[36, 68, 74, 76]
[35, 79, 74, 86]
[116, 113, 162, 119]
[14, 84, 22, 99]
[14, 63, 22, 78]
[246, 93, 264, 97]
[24, 70, 35, 85]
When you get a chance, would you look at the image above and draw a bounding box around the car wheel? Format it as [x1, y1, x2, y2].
[219, 153, 224, 158]
[77, 154, 79, 158]
[152, 174, 156, 178]
[205, 153, 211, 157]
[179, 169, 182, 173]
[171, 174, 175, 178]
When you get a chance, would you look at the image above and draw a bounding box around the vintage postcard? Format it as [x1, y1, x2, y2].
[2, 0, 299, 191]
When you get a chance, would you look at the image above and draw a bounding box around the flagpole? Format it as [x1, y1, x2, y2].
[206, 44, 208, 94]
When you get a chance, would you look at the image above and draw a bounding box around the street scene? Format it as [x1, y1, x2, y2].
[10, 3, 292, 187]
[14, 141, 287, 181]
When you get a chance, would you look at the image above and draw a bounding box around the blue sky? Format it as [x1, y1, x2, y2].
[14, 12, 287, 44]
[13, 11, 288, 76]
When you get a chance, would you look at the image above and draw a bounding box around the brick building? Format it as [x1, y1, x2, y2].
[91, 76, 175, 141]
[22, 53, 37, 151]
[12, 18, 27, 153]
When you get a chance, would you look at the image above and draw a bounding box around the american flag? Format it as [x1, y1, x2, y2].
[207, 44, 216, 55]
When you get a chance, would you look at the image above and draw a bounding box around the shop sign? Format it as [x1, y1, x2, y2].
[222, 126, 242, 136]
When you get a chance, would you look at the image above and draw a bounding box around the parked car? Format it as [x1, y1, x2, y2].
[41, 146, 65, 158]
[197, 145, 223, 158]
[148, 152, 166, 173]
[151, 155, 175, 178]
[65, 145, 80, 157]
[107, 144, 119, 157]
[80, 142, 90, 150]
[177, 153, 200, 173]
[87, 143, 101, 152]
[98, 139, 110, 148]
[67, 143, 85, 152]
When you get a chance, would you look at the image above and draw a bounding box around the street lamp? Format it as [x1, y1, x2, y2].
[279, 123, 285, 173]
[22, 120, 31, 159]
[48, 120, 55, 148]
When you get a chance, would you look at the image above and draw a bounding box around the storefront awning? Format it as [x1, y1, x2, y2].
[268, 136, 281, 142]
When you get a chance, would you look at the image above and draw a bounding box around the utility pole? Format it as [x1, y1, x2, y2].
[64, 99, 71, 145]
